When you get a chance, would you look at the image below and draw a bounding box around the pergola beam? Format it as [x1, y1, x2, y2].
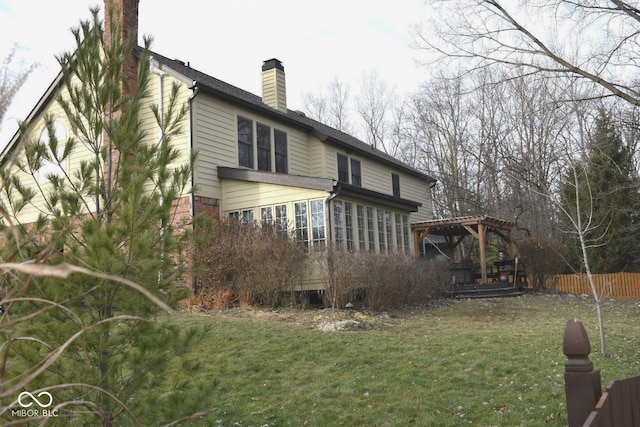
[411, 215, 517, 284]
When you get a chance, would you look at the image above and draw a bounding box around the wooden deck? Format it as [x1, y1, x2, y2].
[448, 258, 528, 298]
[447, 282, 525, 299]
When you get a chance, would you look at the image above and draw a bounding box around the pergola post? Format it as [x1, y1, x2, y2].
[411, 216, 518, 286]
[507, 228, 515, 259]
[478, 223, 487, 283]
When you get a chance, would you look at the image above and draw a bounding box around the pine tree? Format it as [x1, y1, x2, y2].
[560, 109, 640, 273]
[1, 4, 210, 425]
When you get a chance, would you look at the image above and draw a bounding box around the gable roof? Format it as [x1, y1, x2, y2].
[0, 73, 64, 165]
[145, 49, 436, 182]
[2, 46, 437, 184]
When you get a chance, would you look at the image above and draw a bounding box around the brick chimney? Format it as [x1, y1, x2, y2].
[262, 59, 287, 112]
[104, 0, 139, 95]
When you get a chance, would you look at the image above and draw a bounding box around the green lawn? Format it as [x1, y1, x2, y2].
[164, 294, 640, 426]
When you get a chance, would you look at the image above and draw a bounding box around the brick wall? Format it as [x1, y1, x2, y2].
[104, 0, 139, 95]
[193, 195, 220, 218]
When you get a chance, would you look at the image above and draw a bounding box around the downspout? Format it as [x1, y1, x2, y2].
[188, 81, 200, 292]
[188, 81, 200, 221]
[324, 183, 342, 304]
[151, 59, 165, 284]
[325, 182, 341, 246]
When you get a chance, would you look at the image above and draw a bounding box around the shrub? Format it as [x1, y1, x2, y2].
[321, 248, 448, 310]
[194, 219, 308, 308]
[518, 237, 566, 291]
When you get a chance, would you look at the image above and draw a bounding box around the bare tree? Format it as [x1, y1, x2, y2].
[304, 72, 408, 158]
[559, 159, 609, 356]
[0, 45, 36, 126]
[416, 0, 640, 106]
[303, 77, 353, 133]
[498, 74, 586, 237]
[356, 70, 395, 153]
[408, 74, 476, 219]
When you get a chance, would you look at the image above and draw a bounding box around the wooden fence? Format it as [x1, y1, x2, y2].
[548, 272, 640, 299]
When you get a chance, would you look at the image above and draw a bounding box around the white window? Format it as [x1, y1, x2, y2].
[345, 202, 354, 250]
[241, 209, 254, 224]
[357, 205, 366, 250]
[261, 206, 273, 226]
[276, 204, 288, 236]
[237, 116, 288, 173]
[310, 199, 326, 250]
[402, 215, 410, 252]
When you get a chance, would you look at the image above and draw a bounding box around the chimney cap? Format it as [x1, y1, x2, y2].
[262, 58, 284, 72]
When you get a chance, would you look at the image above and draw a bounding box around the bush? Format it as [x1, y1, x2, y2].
[193, 219, 308, 308]
[518, 237, 566, 291]
[321, 248, 448, 310]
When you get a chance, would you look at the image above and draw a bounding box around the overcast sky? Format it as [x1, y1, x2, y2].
[0, 0, 430, 147]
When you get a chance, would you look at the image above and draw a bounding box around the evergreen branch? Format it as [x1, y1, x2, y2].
[0, 263, 173, 313]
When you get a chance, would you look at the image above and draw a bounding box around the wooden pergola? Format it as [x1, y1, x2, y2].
[412, 215, 516, 284]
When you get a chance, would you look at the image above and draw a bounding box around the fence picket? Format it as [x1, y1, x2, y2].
[547, 272, 640, 299]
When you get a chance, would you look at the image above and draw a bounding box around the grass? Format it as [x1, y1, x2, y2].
[164, 294, 640, 426]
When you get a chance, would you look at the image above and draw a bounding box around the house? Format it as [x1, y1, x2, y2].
[1, 0, 436, 291]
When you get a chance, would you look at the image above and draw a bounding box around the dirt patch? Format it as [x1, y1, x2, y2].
[184, 298, 458, 330]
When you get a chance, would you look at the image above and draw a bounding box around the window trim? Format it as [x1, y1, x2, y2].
[392, 173, 401, 198]
[237, 116, 288, 173]
[345, 202, 354, 250]
[357, 204, 366, 250]
[256, 122, 271, 171]
[337, 153, 362, 187]
[274, 129, 288, 174]
[351, 158, 361, 187]
[237, 116, 254, 168]
[337, 153, 349, 183]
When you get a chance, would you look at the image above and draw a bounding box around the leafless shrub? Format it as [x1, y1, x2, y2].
[321, 248, 448, 310]
[320, 245, 361, 309]
[193, 219, 308, 308]
[518, 237, 566, 291]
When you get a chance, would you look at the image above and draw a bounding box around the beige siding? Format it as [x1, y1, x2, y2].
[141, 72, 192, 200]
[361, 157, 395, 194]
[192, 95, 313, 202]
[3, 71, 194, 226]
[144, 72, 192, 175]
[221, 180, 327, 213]
[220, 179, 329, 291]
[402, 174, 433, 222]
[287, 129, 310, 176]
[309, 136, 326, 177]
[191, 95, 237, 200]
[3, 84, 97, 225]
[324, 144, 433, 223]
[325, 144, 338, 178]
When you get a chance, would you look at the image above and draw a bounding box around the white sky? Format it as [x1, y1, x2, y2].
[0, 0, 429, 148]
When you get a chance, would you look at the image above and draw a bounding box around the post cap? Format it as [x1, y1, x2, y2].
[563, 318, 593, 372]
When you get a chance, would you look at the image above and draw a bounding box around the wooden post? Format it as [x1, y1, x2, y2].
[478, 223, 487, 283]
[564, 318, 602, 427]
